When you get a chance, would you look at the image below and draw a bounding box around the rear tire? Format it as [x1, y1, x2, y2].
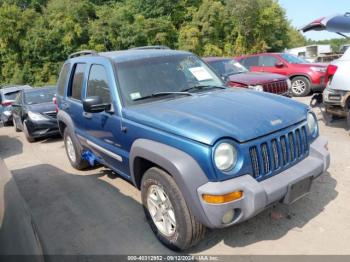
[291, 76, 311, 97]
[141, 167, 206, 251]
[64, 128, 89, 170]
[23, 120, 35, 143]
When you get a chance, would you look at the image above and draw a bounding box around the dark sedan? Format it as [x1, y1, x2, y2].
[12, 87, 60, 142]
[203, 57, 291, 96]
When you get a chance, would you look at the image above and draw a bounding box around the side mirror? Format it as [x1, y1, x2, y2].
[82, 96, 110, 113]
[275, 62, 285, 68]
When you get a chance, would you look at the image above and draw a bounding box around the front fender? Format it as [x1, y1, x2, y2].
[129, 139, 212, 226]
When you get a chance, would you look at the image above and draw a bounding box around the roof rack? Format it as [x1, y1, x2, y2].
[129, 45, 171, 50]
[68, 50, 98, 59]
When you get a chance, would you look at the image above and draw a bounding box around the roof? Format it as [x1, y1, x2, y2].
[202, 57, 234, 62]
[69, 49, 193, 64]
[0, 85, 32, 94]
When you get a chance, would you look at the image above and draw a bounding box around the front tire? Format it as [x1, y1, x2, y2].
[141, 167, 206, 251]
[64, 128, 89, 170]
[291, 76, 311, 97]
[23, 120, 35, 143]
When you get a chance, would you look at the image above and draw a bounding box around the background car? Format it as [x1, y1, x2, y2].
[236, 53, 327, 97]
[0, 85, 32, 125]
[203, 57, 291, 96]
[302, 13, 350, 124]
[12, 87, 59, 142]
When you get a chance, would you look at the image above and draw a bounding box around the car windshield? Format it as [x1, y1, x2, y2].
[115, 54, 224, 105]
[24, 89, 55, 105]
[280, 53, 309, 64]
[208, 59, 248, 76]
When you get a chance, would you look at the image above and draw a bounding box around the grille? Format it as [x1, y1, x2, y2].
[263, 80, 289, 94]
[44, 111, 57, 119]
[249, 126, 309, 179]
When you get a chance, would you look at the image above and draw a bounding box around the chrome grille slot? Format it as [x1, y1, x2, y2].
[249, 146, 260, 178]
[271, 139, 279, 169]
[261, 143, 270, 174]
[249, 125, 309, 180]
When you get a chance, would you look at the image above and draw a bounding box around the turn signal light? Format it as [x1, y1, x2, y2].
[202, 191, 243, 204]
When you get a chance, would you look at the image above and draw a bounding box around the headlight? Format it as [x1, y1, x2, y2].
[214, 143, 237, 172]
[28, 111, 49, 121]
[3, 110, 11, 116]
[248, 85, 264, 92]
[310, 66, 326, 73]
[286, 79, 292, 89]
[307, 112, 318, 137]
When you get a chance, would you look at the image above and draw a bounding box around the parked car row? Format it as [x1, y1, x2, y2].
[0, 47, 331, 251]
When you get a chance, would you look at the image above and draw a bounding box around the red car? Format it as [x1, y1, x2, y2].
[235, 53, 327, 97]
[203, 57, 291, 96]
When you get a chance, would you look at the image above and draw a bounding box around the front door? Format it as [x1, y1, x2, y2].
[82, 63, 128, 177]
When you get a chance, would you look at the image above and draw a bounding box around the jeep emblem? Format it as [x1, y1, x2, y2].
[271, 119, 283, 126]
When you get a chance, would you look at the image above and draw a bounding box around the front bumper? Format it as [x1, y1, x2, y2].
[26, 119, 60, 138]
[197, 136, 330, 228]
[0, 111, 13, 123]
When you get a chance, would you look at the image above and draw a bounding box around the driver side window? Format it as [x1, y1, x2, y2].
[86, 64, 111, 104]
[260, 55, 280, 67]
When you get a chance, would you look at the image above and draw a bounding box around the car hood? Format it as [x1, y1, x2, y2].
[291, 63, 326, 68]
[27, 102, 56, 113]
[228, 72, 287, 85]
[123, 89, 308, 145]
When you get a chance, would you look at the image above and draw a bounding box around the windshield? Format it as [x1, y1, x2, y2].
[24, 89, 55, 105]
[115, 54, 223, 105]
[281, 53, 309, 64]
[208, 59, 248, 76]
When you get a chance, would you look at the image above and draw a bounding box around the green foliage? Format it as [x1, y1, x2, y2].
[0, 0, 301, 86]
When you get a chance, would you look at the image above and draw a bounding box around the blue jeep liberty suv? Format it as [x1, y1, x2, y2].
[56, 48, 330, 251]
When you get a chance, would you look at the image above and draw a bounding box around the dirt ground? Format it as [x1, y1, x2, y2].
[0, 96, 349, 255]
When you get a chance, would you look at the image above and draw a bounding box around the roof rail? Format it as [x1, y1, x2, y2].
[68, 50, 98, 59]
[129, 45, 171, 50]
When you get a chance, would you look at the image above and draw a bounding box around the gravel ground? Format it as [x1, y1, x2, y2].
[0, 96, 349, 255]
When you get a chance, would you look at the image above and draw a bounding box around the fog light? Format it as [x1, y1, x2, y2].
[202, 191, 243, 204]
[222, 210, 235, 224]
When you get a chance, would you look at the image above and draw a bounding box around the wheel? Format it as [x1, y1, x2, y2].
[64, 128, 89, 170]
[291, 76, 311, 97]
[13, 118, 21, 132]
[23, 120, 35, 143]
[141, 167, 206, 251]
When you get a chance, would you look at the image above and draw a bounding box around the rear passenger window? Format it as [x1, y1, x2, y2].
[86, 65, 111, 104]
[240, 56, 259, 69]
[260, 56, 279, 67]
[69, 63, 86, 101]
[57, 63, 70, 96]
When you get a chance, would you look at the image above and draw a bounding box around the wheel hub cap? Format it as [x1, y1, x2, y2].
[66, 136, 76, 163]
[292, 80, 306, 94]
[147, 185, 176, 237]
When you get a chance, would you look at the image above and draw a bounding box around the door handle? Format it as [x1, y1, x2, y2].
[83, 112, 92, 119]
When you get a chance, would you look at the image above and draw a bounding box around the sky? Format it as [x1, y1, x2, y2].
[278, 0, 347, 40]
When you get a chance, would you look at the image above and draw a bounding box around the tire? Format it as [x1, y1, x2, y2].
[13, 118, 21, 132]
[63, 128, 89, 170]
[23, 120, 35, 143]
[141, 167, 206, 251]
[291, 76, 311, 97]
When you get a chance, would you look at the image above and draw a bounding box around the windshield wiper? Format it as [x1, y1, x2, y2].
[132, 91, 192, 102]
[180, 85, 226, 93]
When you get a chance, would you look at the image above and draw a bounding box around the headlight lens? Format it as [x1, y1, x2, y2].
[248, 85, 264, 92]
[214, 143, 237, 172]
[28, 111, 49, 121]
[307, 112, 318, 136]
[310, 66, 326, 73]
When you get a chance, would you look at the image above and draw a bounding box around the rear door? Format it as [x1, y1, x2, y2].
[66, 63, 87, 135]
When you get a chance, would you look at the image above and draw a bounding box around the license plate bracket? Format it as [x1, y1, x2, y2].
[283, 176, 313, 204]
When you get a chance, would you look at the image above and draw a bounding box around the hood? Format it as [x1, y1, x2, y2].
[291, 63, 326, 68]
[123, 89, 308, 145]
[27, 102, 56, 113]
[228, 72, 287, 86]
